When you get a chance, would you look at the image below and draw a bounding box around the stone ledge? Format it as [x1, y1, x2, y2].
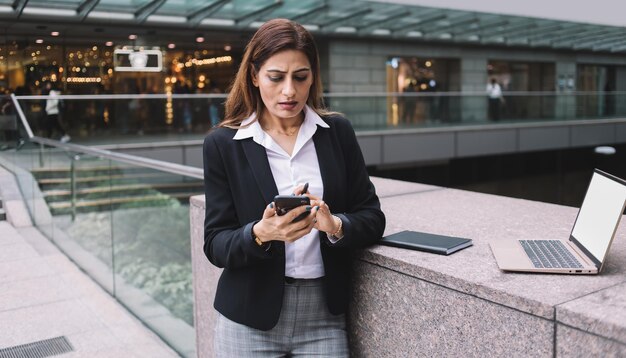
[190, 175, 626, 356]
[556, 282, 626, 344]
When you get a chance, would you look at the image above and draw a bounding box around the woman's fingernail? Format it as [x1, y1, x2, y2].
[305, 206, 312, 211]
[269, 203, 274, 208]
[314, 206, 319, 210]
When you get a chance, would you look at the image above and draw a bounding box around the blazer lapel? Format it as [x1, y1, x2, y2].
[241, 139, 278, 204]
[313, 127, 337, 203]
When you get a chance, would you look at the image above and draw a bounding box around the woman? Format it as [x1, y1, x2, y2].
[203, 18, 385, 357]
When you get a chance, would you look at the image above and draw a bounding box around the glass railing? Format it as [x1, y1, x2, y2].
[1, 96, 202, 357]
[7, 92, 626, 144]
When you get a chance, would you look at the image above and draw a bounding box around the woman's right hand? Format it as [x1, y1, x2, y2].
[253, 203, 319, 243]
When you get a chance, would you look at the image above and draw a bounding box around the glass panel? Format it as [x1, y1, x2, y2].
[26, 0, 82, 10]
[50, 154, 117, 293]
[94, 0, 153, 12]
[14, 91, 626, 142]
[110, 164, 199, 357]
[160, 0, 216, 16]
[1, 132, 198, 356]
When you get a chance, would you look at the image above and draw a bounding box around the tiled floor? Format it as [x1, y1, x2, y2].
[0, 221, 179, 357]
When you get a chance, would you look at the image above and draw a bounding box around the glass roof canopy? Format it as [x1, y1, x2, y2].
[1, 0, 625, 53]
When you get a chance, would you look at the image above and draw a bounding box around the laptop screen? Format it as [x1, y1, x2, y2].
[571, 170, 626, 264]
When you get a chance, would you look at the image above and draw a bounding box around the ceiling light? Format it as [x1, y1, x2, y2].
[35, 39, 44, 44]
[372, 29, 391, 36]
[406, 31, 423, 37]
[89, 11, 134, 20]
[146, 15, 186, 23]
[335, 27, 357, 33]
[128, 34, 137, 40]
[168, 43, 176, 49]
[200, 18, 235, 26]
[0, 5, 13, 12]
[302, 24, 319, 31]
[23, 7, 76, 16]
[51, 31, 60, 37]
[196, 36, 205, 43]
[105, 41, 113, 46]
[224, 45, 231, 51]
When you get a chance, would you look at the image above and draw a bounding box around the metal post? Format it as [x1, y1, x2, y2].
[39, 143, 44, 168]
[70, 155, 77, 221]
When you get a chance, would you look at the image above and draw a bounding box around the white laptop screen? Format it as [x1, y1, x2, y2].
[571, 171, 626, 263]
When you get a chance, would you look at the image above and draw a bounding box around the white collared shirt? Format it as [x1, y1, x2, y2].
[234, 105, 330, 278]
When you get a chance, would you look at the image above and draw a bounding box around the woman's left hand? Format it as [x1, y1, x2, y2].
[306, 194, 339, 234]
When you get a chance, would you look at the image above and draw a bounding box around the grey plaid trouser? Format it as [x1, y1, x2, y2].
[214, 277, 349, 357]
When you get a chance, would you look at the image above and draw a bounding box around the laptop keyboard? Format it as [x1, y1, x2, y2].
[519, 240, 584, 268]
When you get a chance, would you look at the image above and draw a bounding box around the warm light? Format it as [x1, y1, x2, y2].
[128, 34, 137, 40]
[165, 77, 171, 84]
[59, 67, 64, 73]
[224, 45, 232, 51]
[51, 74, 57, 82]
[66, 77, 102, 83]
[192, 56, 232, 66]
[168, 43, 175, 49]
[46, 45, 51, 50]
[198, 82, 205, 89]
[92, 46, 97, 51]
[425, 61, 432, 67]
[35, 39, 44, 44]
[51, 31, 59, 37]
[105, 41, 113, 47]
[420, 83, 428, 90]
[199, 75, 206, 81]
[171, 77, 177, 83]
[107, 68, 113, 75]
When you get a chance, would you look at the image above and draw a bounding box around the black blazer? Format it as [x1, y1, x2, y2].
[203, 114, 385, 330]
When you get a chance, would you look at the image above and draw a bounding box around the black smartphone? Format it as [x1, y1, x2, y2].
[274, 195, 311, 222]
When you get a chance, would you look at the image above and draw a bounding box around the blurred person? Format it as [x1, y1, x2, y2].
[202, 18, 385, 357]
[487, 78, 504, 121]
[0, 90, 26, 150]
[402, 79, 417, 123]
[44, 82, 70, 142]
[208, 86, 222, 127]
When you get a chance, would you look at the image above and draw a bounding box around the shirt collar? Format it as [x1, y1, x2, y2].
[233, 105, 329, 142]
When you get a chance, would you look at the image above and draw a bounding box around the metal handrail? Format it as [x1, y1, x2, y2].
[9, 94, 204, 179]
[11, 90, 626, 100]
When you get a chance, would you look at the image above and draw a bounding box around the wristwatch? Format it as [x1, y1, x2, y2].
[252, 225, 271, 251]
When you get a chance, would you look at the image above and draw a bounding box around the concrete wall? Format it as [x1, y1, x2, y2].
[190, 176, 626, 357]
[107, 117, 626, 168]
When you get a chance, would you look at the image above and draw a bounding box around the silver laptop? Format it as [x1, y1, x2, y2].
[490, 169, 626, 274]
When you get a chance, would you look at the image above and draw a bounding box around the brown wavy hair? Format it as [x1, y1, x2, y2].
[220, 18, 333, 128]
